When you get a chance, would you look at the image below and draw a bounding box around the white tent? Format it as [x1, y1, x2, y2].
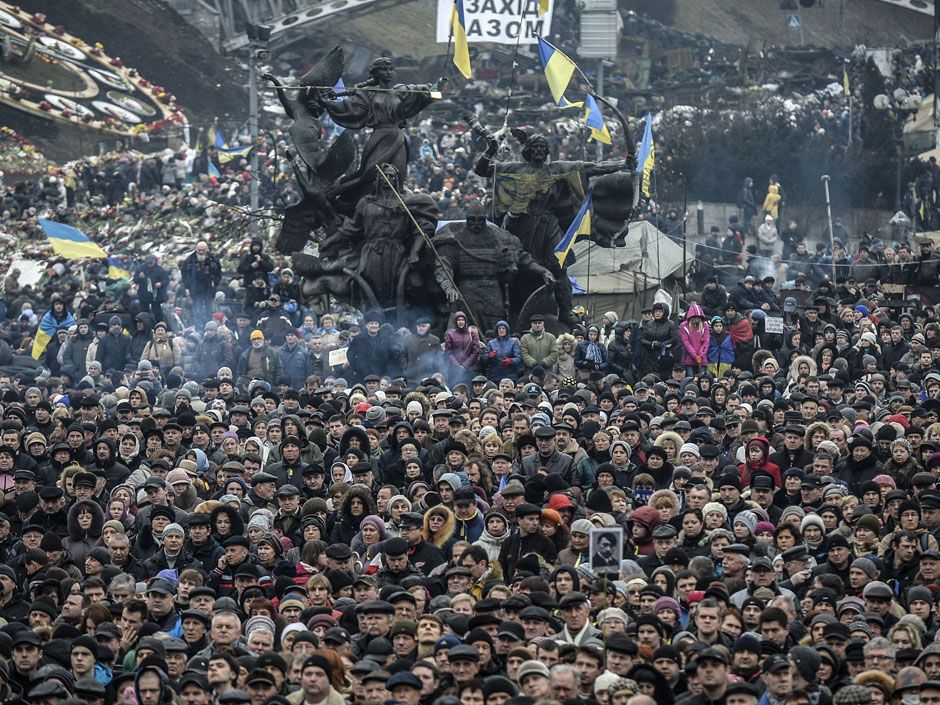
[567, 220, 694, 320]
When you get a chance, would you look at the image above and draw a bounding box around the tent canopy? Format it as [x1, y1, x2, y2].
[568, 220, 693, 294]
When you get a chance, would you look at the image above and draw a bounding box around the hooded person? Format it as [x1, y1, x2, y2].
[483, 320, 522, 382]
[473, 509, 511, 562]
[63, 499, 104, 568]
[134, 657, 173, 705]
[553, 332, 579, 380]
[87, 437, 130, 492]
[574, 325, 609, 381]
[628, 505, 662, 557]
[640, 302, 679, 377]
[679, 303, 710, 375]
[444, 311, 480, 383]
[707, 316, 735, 376]
[737, 437, 781, 488]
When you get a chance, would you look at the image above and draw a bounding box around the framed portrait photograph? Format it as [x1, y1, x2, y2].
[590, 526, 623, 575]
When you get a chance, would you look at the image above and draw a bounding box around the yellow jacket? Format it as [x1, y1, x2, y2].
[762, 184, 780, 219]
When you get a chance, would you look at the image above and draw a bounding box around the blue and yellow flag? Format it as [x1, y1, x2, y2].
[555, 190, 592, 267]
[451, 0, 472, 79]
[208, 162, 221, 179]
[30, 314, 60, 360]
[39, 219, 108, 260]
[214, 126, 253, 164]
[584, 94, 611, 144]
[537, 36, 577, 106]
[108, 257, 131, 280]
[636, 113, 654, 198]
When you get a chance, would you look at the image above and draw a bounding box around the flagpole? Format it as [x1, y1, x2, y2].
[503, 0, 532, 128]
[442, 2, 455, 79]
[848, 94, 853, 147]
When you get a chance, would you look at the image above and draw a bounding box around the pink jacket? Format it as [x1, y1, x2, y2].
[444, 312, 480, 369]
[679, 303, 710, 365]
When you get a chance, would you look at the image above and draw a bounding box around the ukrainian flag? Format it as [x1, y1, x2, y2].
[537, 36, 577, 106]
[555, 190, 592, 267]
[636, 113, 654, 198]
[214, 126, 253, 164]
[30, 314, 59, 360]
[451, 0, 471, 79]
[208, 162, 221, 179]
[584, 94, 611, 144]
[107, 257, 131, 280]
[39, 219, 108, 260]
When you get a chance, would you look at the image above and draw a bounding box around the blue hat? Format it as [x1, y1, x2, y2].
[750, 309, 767, 320]
[733, 632, 762, 655]
[434, 635, 461, 653]
[387, 672, 422, 690]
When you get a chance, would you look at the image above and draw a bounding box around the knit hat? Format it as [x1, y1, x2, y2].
[734, 510, 757, 535]
[359, 515, 387, 537]
[703, 502, 727, 521]
[247, 514, 270, 532]
[755, 521, 775, 535]
[875, 470, 897, 489]
[789, 645, 821, 683]
[388, 494, 412, 512]
[733, 633, 762, 655]
[653, 597, 680, 615]
[780, 506, 807, 525]
[800, 514, 825, 534]
[851, 557, 877, 579]
[855, 514, 882, 533]
[163, 523, 185, 537]
[103, 519, 125, 534]
[679, 443, 700, 458]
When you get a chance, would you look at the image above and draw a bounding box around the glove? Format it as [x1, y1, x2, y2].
[501, 357, 512, 367]
[695, 355, 702, 364]
[488, 350, 497, 360]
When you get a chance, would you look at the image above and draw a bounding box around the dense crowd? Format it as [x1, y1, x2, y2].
[0, 14, 939, 705]
[0, 197, 937, 705]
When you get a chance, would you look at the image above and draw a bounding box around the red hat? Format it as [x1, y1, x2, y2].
[547, 494, 574, 511]
[888, 414, 911, 429]
[354, 402, 372, 414]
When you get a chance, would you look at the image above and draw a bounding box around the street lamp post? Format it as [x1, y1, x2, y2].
[873, 89, 923, 212]
[245, 23, 272, 238]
